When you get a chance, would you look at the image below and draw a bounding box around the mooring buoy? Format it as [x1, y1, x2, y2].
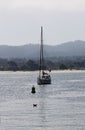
[31, 85, 36, 94]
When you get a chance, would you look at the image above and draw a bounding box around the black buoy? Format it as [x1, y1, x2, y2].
[31, 85, 36, 94]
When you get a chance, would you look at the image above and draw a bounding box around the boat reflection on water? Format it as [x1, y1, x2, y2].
[38, 86, 47, 129]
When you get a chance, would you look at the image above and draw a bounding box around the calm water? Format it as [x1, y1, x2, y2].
[0, 71, 85, 130]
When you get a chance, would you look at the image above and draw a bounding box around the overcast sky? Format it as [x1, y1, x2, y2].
[0, 0, 85, 45]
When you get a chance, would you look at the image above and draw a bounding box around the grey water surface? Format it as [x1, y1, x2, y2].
[0, 71, 85, 130]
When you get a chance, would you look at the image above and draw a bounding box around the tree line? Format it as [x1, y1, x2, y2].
[0, 57, 85, 71]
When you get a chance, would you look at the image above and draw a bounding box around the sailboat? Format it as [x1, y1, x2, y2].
[37, 27, 51, 85]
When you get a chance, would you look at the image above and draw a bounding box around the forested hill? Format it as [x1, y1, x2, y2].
[0, 40, 85, 58]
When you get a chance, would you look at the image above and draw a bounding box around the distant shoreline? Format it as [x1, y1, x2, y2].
[0, 69, 85, 73]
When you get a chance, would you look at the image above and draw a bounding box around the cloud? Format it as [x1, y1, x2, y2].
[0, 0, 85, 45]
[0, 0, 85, 12]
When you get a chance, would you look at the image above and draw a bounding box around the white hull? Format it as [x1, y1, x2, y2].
[37, 75, 51, 85]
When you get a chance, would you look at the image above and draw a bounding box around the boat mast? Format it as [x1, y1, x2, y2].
[39, 26, 44, 76]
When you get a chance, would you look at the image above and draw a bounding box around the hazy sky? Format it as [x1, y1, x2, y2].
[0, 0, 85, 45]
